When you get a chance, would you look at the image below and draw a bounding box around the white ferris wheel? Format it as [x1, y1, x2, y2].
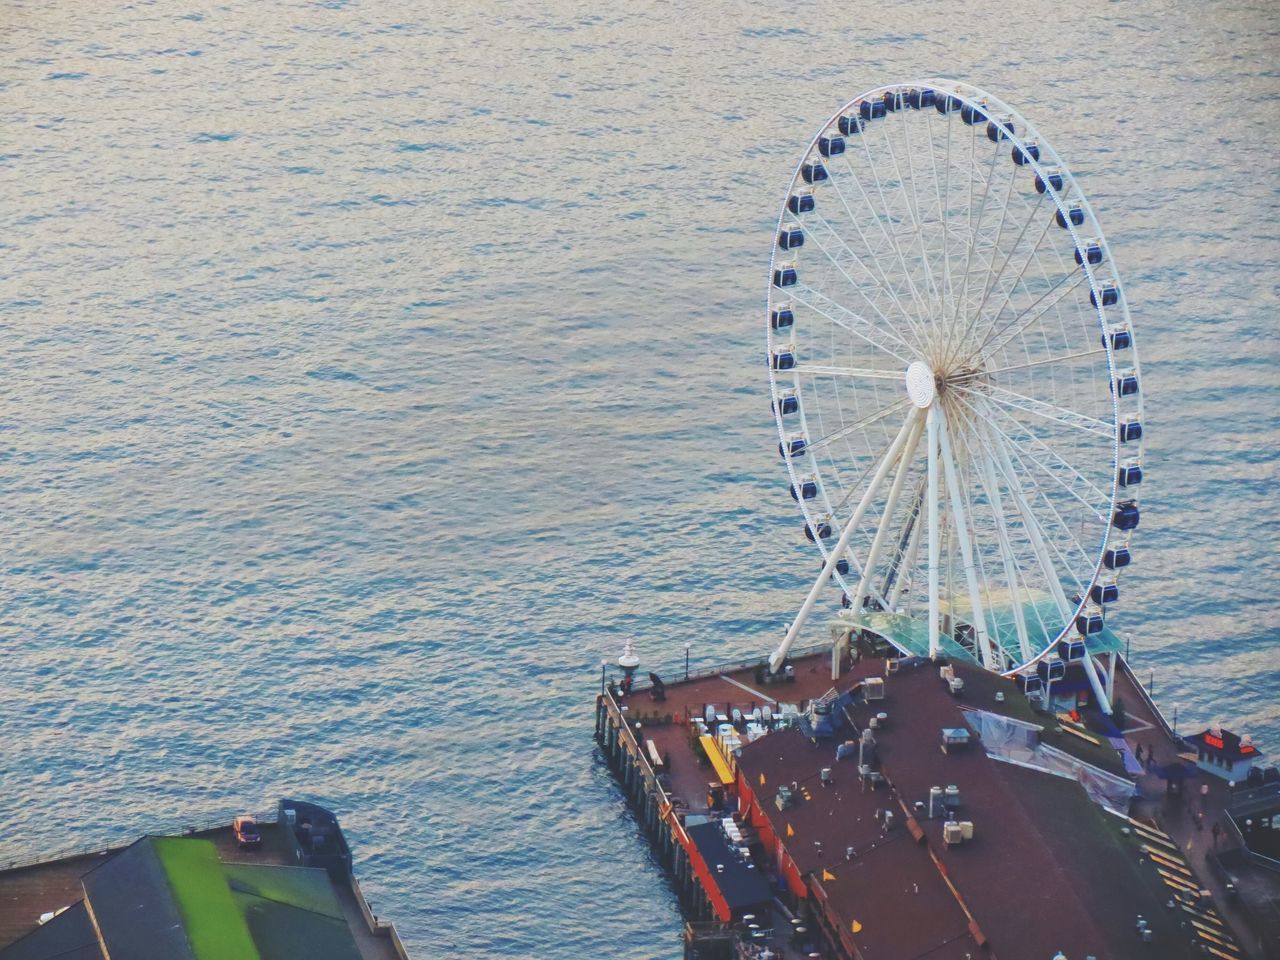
[766, 80, 1144, 714]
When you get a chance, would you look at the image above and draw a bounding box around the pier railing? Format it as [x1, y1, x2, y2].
[1115, 654, 1180, 743]
[618, 640, 834, 693]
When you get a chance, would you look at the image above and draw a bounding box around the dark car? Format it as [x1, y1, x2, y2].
[233, 815, 261, 849]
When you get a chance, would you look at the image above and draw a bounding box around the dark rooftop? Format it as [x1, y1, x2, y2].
[735, 656, 1215, 959]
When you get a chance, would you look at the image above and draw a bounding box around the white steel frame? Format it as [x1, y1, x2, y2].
[765, 80, 1143, 708]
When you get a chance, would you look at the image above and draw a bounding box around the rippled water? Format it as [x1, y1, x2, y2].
[1, 1, 1277, 956]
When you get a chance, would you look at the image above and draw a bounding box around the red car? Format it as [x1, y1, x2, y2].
[233, 815, 261, 849]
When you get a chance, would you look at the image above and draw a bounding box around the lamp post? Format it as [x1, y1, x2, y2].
[684, 641, 692, 681]
[600, 659, 608, 696]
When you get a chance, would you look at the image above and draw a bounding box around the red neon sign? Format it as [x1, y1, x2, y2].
[1203, 734, 1225, 750]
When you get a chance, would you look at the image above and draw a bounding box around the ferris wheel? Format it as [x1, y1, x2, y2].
[765, 80, 1143, 712]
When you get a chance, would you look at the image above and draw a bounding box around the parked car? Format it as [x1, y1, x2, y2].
[233, 815, 261, 849]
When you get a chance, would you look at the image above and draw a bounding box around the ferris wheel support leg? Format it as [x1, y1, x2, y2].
[849, 417, 926, 623]
[938, 406, 999, 671]
[927, 405, 941, 660]
[1079, 649, 1112, 716]
[769, 411, 922, 675]
[889, 494, 924, 612]
[1107, 652, 1117, 700]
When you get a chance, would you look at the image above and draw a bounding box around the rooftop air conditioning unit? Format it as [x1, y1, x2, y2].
[865, 677, 885, 701]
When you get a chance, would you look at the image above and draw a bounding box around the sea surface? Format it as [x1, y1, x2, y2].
[1, 1, 1277, 957]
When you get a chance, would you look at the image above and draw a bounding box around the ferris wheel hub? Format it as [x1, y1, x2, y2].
[905, 361, 937, 409]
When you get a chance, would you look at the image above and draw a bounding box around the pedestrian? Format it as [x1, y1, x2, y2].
[1134, 744, 1144, 764]
[1212, 821, 1222, 846]
[1200, 782, 1210, 807]
[1195, 811, 1203, 832]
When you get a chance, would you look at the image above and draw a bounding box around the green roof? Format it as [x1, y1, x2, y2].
[153, 839, 259, 960]
[150, 840, 362, 960]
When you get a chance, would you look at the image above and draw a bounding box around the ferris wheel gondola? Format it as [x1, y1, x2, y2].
[765, 80, 1143, 712]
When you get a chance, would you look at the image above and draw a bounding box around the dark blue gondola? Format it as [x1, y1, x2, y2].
[1035, 171, 1064, 194]
[802, 162, 828, 184]
[1037, 658, 1067, 682]
[1104, 546, 1131, 569]
[907, 88, 936, 109]
[779, 226, 804, 250]
[1091, 583, 1120, 605]
[771, 351, 796, 371]
[804, 521, 833, 542]
[834, 557, 850, 576]
[840, 593, 852, 608]
[1076, 242, 1104, 266]
[839, 114, 865, 136]
[1090, 285, 1119, 308]
[987, 118, 1012, 142]
[960, 102, 987, 125]
[1107, 329, 1132, 351]
[1058, 638, 1088, 660]
[773, 393, 799, 416]
[1075, 613, 1104, 636]
[818, 136, 846, 158]
[1118, 463, 1143, 487]
[1055, 206, 1085, 228]
[1012, 142, 1040, 165]
[859, 99, 886, 121]
[935, 94, 961, 114]
[771, 307, 794, 330]
[773, 266, 797, 288]
[883, 90, 906, 112]
[791, 480, 818, 501]
[1119, 420, 1143, 443]
[779, 437, 807, 458]
[1113, 500, 1140, 531]
[1112, 373, 1139, 397]
[1021, 674, 1044, 696]
[788, 193, 815, 215]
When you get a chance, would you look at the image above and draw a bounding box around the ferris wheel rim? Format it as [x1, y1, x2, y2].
[765, 79, 1143, 678]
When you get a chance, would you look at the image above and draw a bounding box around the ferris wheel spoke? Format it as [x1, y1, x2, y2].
[977, 400, 1110, 507]
[941, 137, 1003, 366]
[960, 194, 1054, 358]
[794, 364, 906, 381]
[962, 396, 1110, 523]
[975, 267, 1090, 361]
[973, 439, 1034, 663]
[842, 141, 932, 323]
[985, 347, 1107, 376]
[950, 382, 1113, 439]
[985, 425, 1075, 622]
[821, 170, 932, 348]
[802, 211, 930, 349]
[802, 397, 911, 455]
[994, 431, 1096, 575]
[880, 111, 942, 309]
[790, 285, 916, 366]
[944, 189, 1048, 370]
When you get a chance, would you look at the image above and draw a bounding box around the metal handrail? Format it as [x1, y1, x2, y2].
[615, 640, 834, 692]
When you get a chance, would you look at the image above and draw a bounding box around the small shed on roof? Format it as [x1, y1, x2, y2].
[1186, 726, 1262, 782]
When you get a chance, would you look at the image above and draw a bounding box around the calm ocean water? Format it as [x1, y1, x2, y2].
[1, 1, 1277, 956]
